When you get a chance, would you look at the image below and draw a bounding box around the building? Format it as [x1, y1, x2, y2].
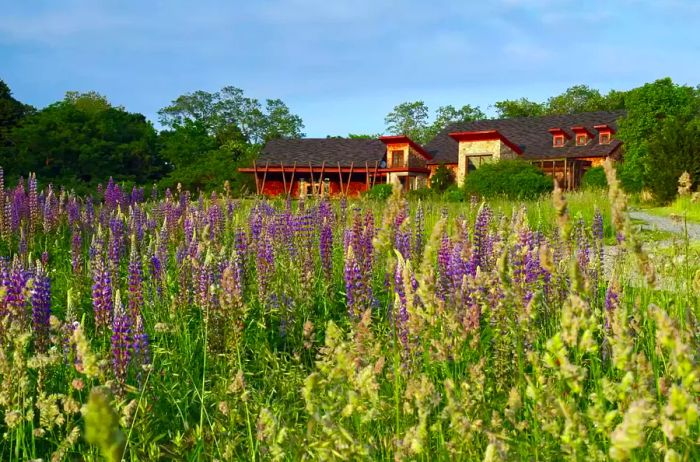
[239, 110, 625, 196]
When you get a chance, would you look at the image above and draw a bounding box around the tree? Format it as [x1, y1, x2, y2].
[464, 160, 553, 200]
[427, 104, 486, 139]
[429, 163, 455, 192]
[546, 85, 606, 114]
[7, 92, 164, 192]
[384, 101, 431, 143]
[493, 98, 546, 118]
[0, 79, 33, 157]
[616, 78, 700, 191]
[645, 116, 700, 203]
[158, 86, 304, 145]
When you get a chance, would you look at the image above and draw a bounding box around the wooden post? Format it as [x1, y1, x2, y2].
[337, 162, 344, 197]
[564, 158, 568, 190]
[372, 160, 379, 187]
[308, 162, 316, 196]
[345, 162, 354, 196]
[280, 162, 287, 195]
[319, 161, 326, 197]
[253, 160, 260, 194]
[288, 162, 297, 197]
[260, 161, 269, 194]
[365, 161, 370, 191]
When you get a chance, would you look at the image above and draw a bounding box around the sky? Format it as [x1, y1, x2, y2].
[1, 0, 699, 137]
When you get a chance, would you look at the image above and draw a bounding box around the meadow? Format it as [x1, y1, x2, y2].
[0, 163, 698, 461]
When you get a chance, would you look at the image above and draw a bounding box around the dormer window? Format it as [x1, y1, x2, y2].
[571, 126, 594, 147]
[594, 124, 615, 145]
[548, 128, 570, 147]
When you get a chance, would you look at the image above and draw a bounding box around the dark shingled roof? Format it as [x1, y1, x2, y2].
[257, 138, 386, 167]
[424, 110, 626, 164]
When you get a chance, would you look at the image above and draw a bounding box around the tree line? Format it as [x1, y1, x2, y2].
[1, 78, 699, 201]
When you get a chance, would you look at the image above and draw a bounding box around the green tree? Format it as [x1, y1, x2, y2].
[0, 79, 33, 160]
[7, 92, 164, 192]
[464, 160, 553, 200]
[616, 78, 700, 191]
[546, 85, 606, 114]
[645, 116, 700, 203]
[427, 104, 486, 139]
[384, 101, 431, 143]
[429, 163, 455, 192]
[158, 86, 304, 145]
[493, 98, 546, 118]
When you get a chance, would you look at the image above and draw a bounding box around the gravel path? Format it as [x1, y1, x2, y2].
[629, 210, 700, 241]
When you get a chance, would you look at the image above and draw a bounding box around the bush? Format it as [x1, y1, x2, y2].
[365, 184, 394, 200]
[406, 187, 433, 201]
[429, 163, 455, 192]
[581, 166, 607, 189]
[464, 159, 553, 200]
[443, 185, 464, 202]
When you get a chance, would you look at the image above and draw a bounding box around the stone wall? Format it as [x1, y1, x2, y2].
[456, 140, 518, 186]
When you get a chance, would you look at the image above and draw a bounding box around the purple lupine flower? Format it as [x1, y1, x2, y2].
[393, 258, 409, 352]
[6, 260, 29, 325]
[150, 255, 163, 296]
[471, 204, 491, 272]
[344, 245, 362, 319]
[413, 202, 425, 261]
[127, 237, 143, 323]
[28, 172, 38, 234]
[70, 228, 82, 274]
[604, 282, 619, 331]
[256, 231, 274, 304]
[91, 256, 113, 332]
[132, 314, 151, 373]
[31, 265, 51, 352]
[320, 217, 333, 280]
[111, 293, 132, 390]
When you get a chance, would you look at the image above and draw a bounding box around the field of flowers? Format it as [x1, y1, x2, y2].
[0, 162, 698, 461]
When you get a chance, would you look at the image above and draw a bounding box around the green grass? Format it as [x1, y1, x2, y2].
[644, 194, 700, 222]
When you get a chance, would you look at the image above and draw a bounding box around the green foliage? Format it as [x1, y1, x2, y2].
[581, 166, 608, 189]
[0, 79, 33, 156]
[406, 187, 433, 201]
[429, 163, 455, 192]
[365, 183, 394, 200]
[384, 101, 431, 143]
[617, 78, 700, 192]
[493, 97, 546, 118]
[158, 86, 304, 145]
[443, 185, 464, 202]
[4, 92, 164, 193]
[645, 116, 700, 203]
[464, 159, 553, 200]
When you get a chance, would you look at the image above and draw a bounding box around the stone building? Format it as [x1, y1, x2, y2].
[240, 110, 625, 196]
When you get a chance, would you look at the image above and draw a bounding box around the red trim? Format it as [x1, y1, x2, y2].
[593, 124, 616, 134]
[379, 135, 433, 160]
[547, 127, 572, 139]
[448, 130, 523, 155]
[570, 126, 595, 138]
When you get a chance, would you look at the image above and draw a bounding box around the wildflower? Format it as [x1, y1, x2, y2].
[31, 264, 51, 352]
[111, 291, 132, 390]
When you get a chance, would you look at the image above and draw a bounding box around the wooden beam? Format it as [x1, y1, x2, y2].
[365, 161, 370, 191]
[280, 162, 287, 195]
[564, 158, 568, 190]
[260, 161, 269, 194]
[308, 162, 315, 196]
[319, 161, 326, 197]
[253, 160, 260, 194]
[345, 162, 354, 196]
[372, 160, 379, 188]
[337, 162, 344, 197]
[288, 162, 297, 197]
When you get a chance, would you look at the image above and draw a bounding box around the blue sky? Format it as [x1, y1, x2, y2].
[1, 0, 699, 137]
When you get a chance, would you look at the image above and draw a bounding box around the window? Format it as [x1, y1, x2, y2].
[576, 134, 588, 146]
[600, 132, 611, 144]
[553, 135, 565, 147]
[391, 150, 405, 168]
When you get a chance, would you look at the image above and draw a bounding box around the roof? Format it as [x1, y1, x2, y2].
[257, 138, 386, 167]
[424, 110, 626, 164]
[379, 135, 433, 160]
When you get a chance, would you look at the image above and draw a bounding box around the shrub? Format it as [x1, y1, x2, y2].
[464, 159, 553, 200]
[365, 183, 394, 200]
[581, 166, 607, 189]
[429, 163, 455, 192]
[443, 185, 465, 202]
[406, 187, 433, 201]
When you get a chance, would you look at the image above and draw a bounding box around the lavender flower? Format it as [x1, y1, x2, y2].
[111, 292, 132, 390]
[31, 265, 51, 352]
